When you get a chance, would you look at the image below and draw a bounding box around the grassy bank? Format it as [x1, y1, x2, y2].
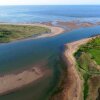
[0, 24, 51, 43]
[74, 36, 100, 100]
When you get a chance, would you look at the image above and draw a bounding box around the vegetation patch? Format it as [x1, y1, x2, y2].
[0, 24, 51, 43]
[74, 36, 100, 100]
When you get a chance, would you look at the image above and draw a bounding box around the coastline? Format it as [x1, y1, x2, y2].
[63, 38, 91, 100]
[50, 38, 91, 100]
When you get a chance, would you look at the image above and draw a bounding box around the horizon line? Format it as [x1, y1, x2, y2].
[0, 4, 100, 6]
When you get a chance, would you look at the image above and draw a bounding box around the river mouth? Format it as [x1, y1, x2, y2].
[0, 24, 100, 100]
[0, 5, 100, 100]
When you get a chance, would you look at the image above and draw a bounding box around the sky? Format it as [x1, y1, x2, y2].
[0, 0, 100, 5]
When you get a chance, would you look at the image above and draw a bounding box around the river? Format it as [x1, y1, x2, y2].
[0, 5, 100, 100]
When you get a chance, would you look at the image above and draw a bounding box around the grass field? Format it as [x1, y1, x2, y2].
[0, 24, 51, 43]
[87, 37, 100, 65]
[75, 36, 100, 100]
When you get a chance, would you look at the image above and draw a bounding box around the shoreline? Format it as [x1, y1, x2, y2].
[51, 38, 91, 100]
[63, 38, 91, 100]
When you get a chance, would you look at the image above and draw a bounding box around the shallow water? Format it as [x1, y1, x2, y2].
[0, 5, 100, 100]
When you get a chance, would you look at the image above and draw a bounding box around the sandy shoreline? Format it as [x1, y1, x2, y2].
[51, 38, 92, 100]
[62, 38, 91, 100]
[50, 38, 91, 100]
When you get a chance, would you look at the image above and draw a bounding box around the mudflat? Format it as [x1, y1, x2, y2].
[0, 67, 43, 95]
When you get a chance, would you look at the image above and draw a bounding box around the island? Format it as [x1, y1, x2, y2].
[0, 23, 64, 43]
[0, 24, 50, 42]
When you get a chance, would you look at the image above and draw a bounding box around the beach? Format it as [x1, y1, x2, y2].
[64, 38, 91, 100]
[51, 38, 92, 100]
[63, 38, 91, 100]
[49, 38, 92, 100]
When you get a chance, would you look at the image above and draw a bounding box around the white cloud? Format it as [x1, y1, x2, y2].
[0, 0, 100, 5]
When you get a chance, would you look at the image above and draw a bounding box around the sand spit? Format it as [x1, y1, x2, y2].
[0, 23, 64, 40]
[50, 38, 91, 100]
[63, 38, 91, 100]
[0, 67, 44, 96]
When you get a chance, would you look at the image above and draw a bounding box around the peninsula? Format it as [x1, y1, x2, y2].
[0, 23, 64, 43]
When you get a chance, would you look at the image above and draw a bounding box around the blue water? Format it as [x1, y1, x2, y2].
[0, 5, 100, 23]
[0, 5, 100, 100]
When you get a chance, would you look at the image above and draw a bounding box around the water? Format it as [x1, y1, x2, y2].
[0, 5, 100, 100]
[0, 5, 100, 23]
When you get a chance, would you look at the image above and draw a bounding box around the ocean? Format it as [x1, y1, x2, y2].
[0, 5, 100, 23]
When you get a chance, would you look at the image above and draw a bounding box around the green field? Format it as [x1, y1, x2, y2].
[74, 36, 100, 100]
[0, 24, 51, 43]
